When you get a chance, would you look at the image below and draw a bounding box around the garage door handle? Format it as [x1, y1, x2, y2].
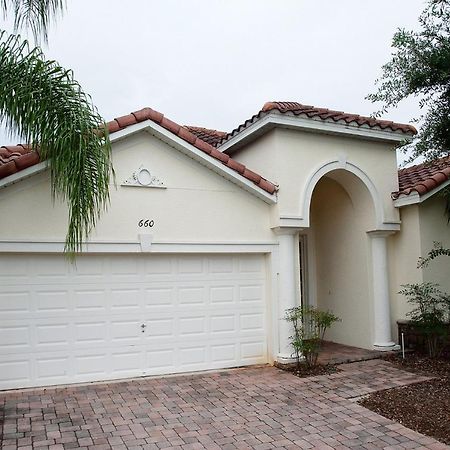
[141, 323, 146, 333]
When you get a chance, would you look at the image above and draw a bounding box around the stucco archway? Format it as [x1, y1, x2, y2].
[305, 168, 377, 349]
[300, 160, 384, 230]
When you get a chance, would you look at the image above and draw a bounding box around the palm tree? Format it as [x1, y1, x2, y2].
[0, 0, 113, 255]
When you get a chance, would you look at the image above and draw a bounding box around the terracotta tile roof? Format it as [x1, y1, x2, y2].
[393, 156, 450, 199]
[0, 108, 277, 195]
[184, 126, 226, 147]
[0, 145, 40, 180]
[106, 108, 277, 194]
[219, 101, 417, 146]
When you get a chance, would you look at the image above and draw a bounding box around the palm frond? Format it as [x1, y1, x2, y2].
[0, 31, 113, 256]
[1, 0, 65, 41]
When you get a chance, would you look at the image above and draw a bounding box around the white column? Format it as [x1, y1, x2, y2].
[274, 228, 300, 363]
[369, 231, 398, 350]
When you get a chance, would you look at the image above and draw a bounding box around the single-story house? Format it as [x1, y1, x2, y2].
[0, 101, 449, 390]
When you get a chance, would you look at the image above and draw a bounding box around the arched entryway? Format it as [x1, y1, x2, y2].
[275, 162, 398, 362]
[306, 169, 375, 349]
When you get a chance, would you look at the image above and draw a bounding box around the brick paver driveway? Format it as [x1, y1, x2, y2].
[0, 359, 448, 449]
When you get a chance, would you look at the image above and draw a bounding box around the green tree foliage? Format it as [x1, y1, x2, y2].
[2, 0, 65, 42]
[418, 241, 450, 267]
[368, 0, 450, 162]
[0, 1, 113, 255]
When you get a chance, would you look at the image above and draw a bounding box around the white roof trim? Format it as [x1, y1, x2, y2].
[221, 112, 410, 154]
[393, 178, 450, 207]
[111, 120, 277, 204]
[0, 239, 278, 253]
[0, 161, 48, 190]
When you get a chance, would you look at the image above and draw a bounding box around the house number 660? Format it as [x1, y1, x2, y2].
[138, 219, 154, 228]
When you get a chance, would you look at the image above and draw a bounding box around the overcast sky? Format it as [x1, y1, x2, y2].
[1, 0, 427, 163]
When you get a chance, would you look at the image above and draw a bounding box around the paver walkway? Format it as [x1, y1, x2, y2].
[0, 359, 448, 449]
[317, 341, 385, 365]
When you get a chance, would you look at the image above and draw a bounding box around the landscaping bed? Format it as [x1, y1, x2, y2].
[359, 353, 450, 445]
[275, 362, 339, 378]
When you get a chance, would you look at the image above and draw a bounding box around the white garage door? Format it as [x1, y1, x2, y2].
[0, 253, 268, 390]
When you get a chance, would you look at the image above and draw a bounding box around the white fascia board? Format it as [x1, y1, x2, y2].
[0, 239, 278, 253]
[220, 113, 410, 154]
[111, 120, 277, 204]
[393, 178, 450, 207]
[0, 161, 48, 190]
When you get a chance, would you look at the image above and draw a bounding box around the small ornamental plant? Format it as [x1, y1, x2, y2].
[284, 306, 341, 370]
[399, 282, 450, 358]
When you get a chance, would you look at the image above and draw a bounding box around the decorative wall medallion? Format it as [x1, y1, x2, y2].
[121, 166, 166, 188]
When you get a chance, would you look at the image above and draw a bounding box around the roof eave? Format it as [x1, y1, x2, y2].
[393, 178, 450, 207]
[221, 112, 413, 154]
[0, 160, 48, 190]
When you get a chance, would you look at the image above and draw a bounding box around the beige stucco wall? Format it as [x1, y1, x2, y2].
[231, 128, 400, 230]
[387, 205, 423, 341]
[0, 131, 273, 243]
[310, 176, 373, 349]
[388, 195, 450, 343]
[419, 195, 450, 292]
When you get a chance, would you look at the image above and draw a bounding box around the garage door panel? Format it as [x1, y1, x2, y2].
[144, 348, 176, 372]
[179, 316, 206, 337]
[110, 288, 141, 310]
[144, 287, 175, 308]
[36, 322, 71, 349]
[208, 256, 234, 273]
[239, 284, 265, 303]
[35, 290, 70, 313]
[0, 253, 268, 389]
[111, 349, 142, 375]
[240, 313, 265, 332]
[238, 254, 265, 273]
[33, 256, 70, 279]
[211, 343, 237, 364]
[241, 341, 266, 362]
[110, 319, 142, 344]
[36, 355, 69, 380]
[144, 318, 174, 338]
[0, 358, 31, 387]
[74, 321, 108, 345]
[0, 323, 31, 351]
[177, 256, 204, 274]
[210, 285, 235, 304]
[144, 256, 173, 275]
[75, 352, 109, 376]
[178, 286, 206, 305]
[73, 289, 107, 312]
[0, 291, 31, 316]
[210, 314, 236, 333]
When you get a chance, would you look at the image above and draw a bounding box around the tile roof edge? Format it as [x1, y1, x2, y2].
[218, 101, 417, 148]
[392, 157, 450, 200]
[106, 107, 277, 195]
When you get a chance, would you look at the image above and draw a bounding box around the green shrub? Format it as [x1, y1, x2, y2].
[284, 306, 341, 369]
[399, 282, 450, 358]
